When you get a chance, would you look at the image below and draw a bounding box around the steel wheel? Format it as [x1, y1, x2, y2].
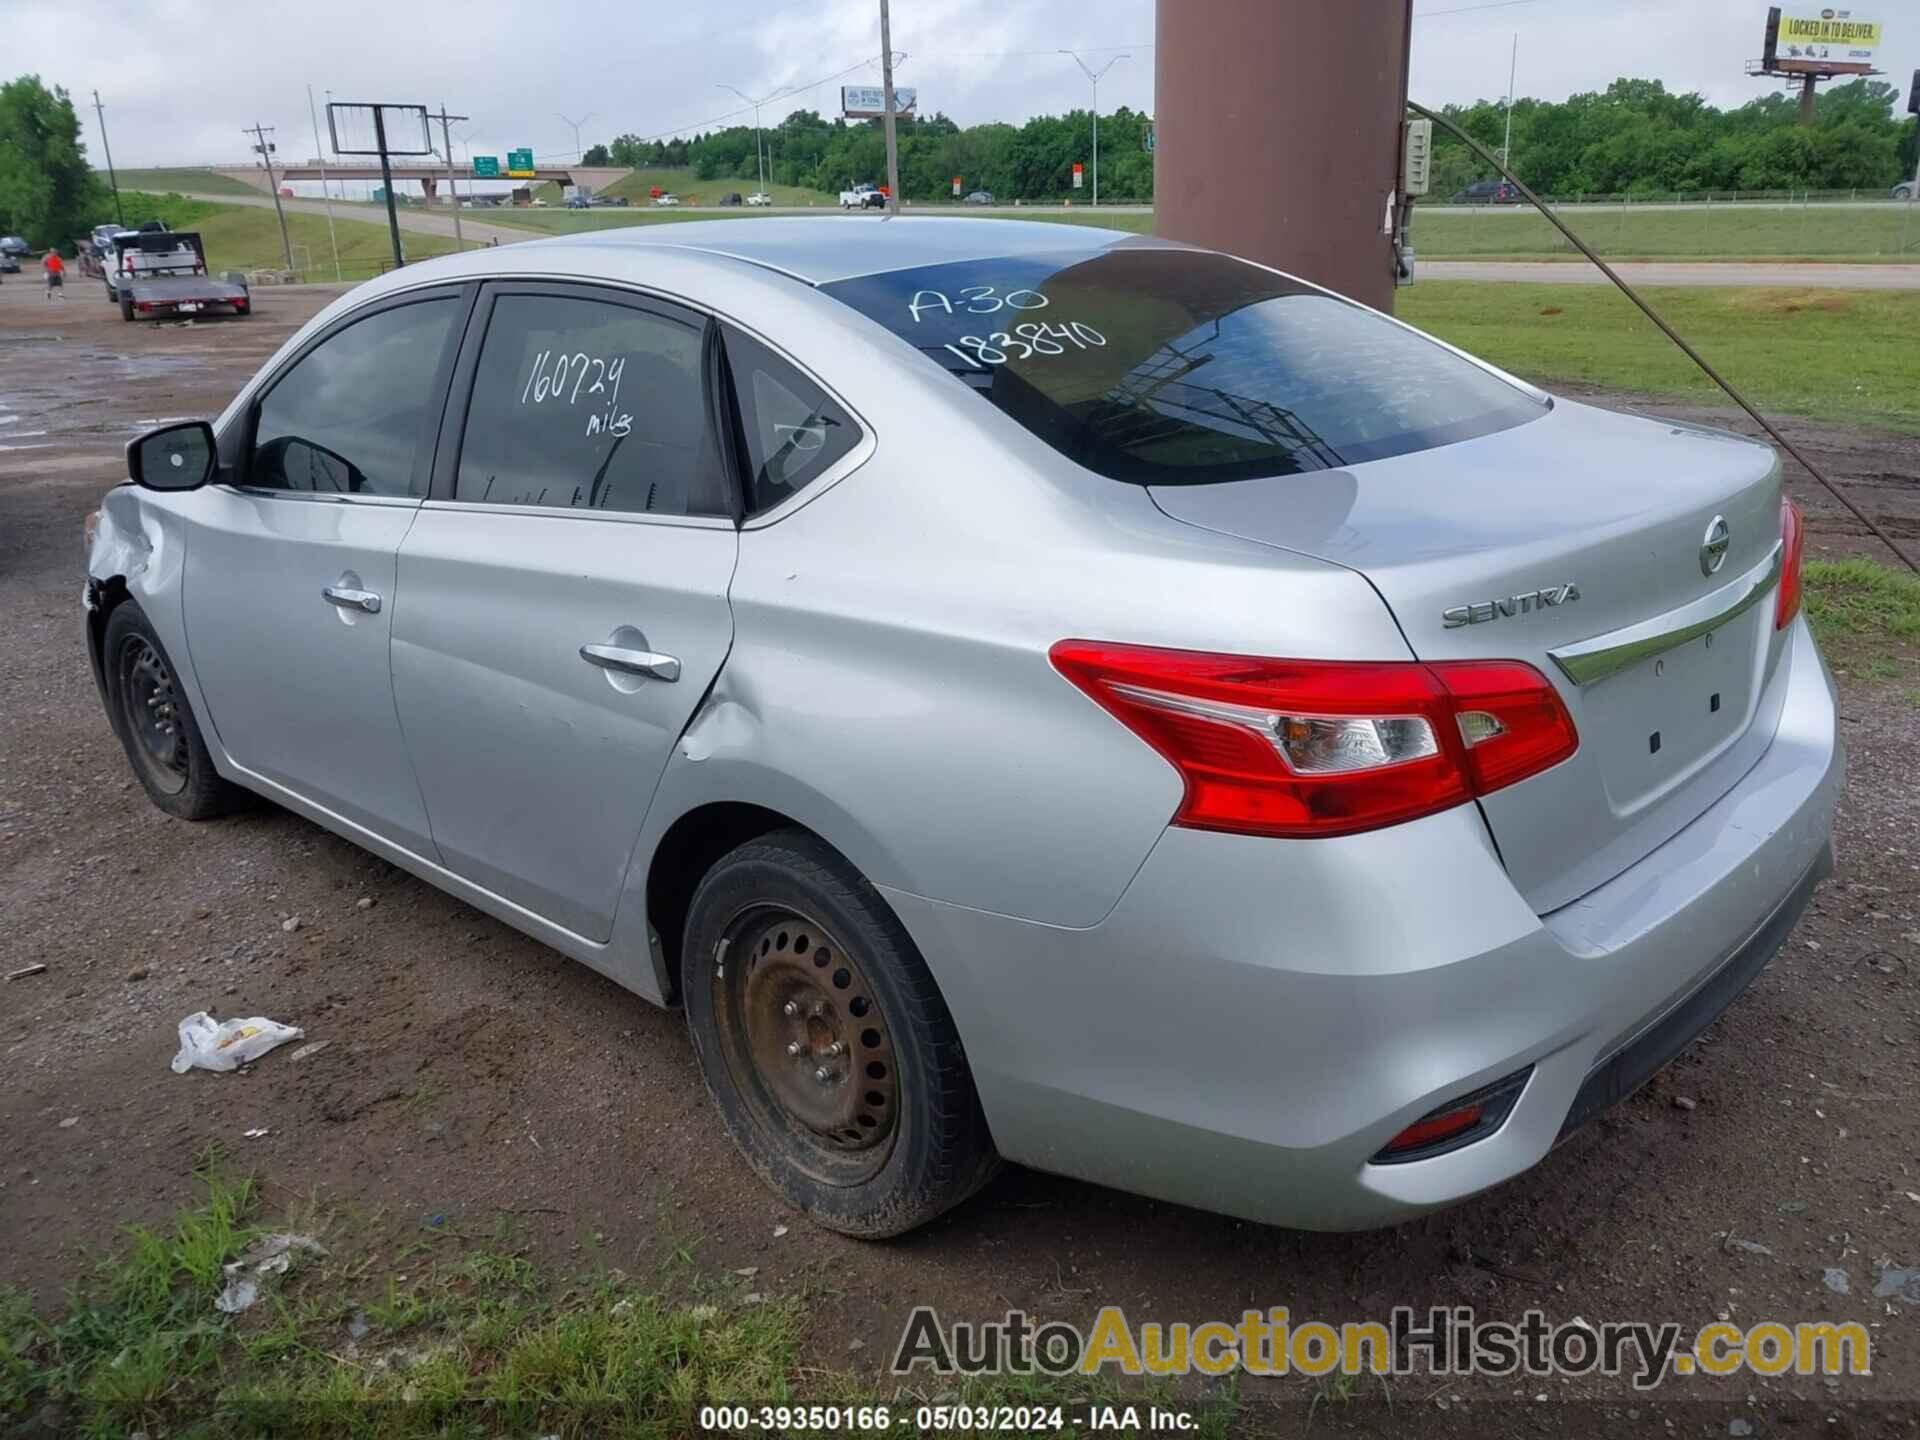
[115, 633, 189, 796]
[710, 904, 900, 1186]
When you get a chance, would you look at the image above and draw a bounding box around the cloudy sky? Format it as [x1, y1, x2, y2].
[7, 0, 1914, 170]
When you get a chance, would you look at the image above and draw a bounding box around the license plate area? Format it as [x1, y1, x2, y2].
[177, 302, 202, 313]
[1579, 606, 1763, 812]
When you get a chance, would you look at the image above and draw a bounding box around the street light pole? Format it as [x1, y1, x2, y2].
[719, 84, 785, 194]
[306, 84, 341, 281]
[1502, 34, 1518, 167]
[430, 105, 470, 250]
[1060, 51, 1127, 207]
[555, 111, 595, 163]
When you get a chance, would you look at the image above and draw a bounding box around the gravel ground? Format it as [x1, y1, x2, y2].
[2, 279, 1917, 1433]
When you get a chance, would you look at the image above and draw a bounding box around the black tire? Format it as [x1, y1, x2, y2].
[101, 601, 248, 820]
[119, 293, 134, 322]
[683, 830, 999, 1237]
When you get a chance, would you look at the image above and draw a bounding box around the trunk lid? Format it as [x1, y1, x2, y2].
[1149, 399, 1791, 913]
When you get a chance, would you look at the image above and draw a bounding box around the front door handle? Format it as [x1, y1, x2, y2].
[322, 585, 382, 614]
[580, 643, 681, 682]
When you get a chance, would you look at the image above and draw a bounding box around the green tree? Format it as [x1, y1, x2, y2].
[0, 74, 105, 252]
[581, 143, 611, 166]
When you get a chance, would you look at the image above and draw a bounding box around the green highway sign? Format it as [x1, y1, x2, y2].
[472, 155, 501, 178]
[506, 148, 535, 178]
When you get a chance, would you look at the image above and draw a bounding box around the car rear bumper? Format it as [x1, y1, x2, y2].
[884, 617, 1842, 1229]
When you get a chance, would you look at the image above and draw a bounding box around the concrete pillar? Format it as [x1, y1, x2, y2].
[1154, 0, 1413, 311]
[421, 176, 438, 205]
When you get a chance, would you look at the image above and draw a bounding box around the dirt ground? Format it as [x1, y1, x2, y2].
[2, 279, 1918, 1434]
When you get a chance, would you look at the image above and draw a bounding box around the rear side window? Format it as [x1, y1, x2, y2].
[455, 292, 730, 517]
[723, 327, 861, 515]
[250, 296, 459, 497]
[820, 245, 1546, 485]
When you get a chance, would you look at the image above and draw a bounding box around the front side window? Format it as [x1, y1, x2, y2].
[455, 292, 729, 517]
[250, 296, 459, 497]
[723, 327, 861, 515]
[821, 244, 1547, 486]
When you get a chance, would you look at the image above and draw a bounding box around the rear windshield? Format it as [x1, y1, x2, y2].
[821, 243, 1546, 485]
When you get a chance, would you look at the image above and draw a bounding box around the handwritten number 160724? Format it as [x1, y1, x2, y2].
[521, 350, 627, 408]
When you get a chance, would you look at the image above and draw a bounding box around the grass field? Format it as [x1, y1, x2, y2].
[1397, 283, 1920, 432]
[0, 1163, 1239, 1438]
[111, 167, 262, 198]
[113, 191, 455, 282]
[1804, 558, 1920, 697]
[1415, 203, 1920, 262]
[486, 201, 1920, 261]
[940, 204, 1920, 260]
[599, 167, 839, 207]
[488, 206, 795, 234]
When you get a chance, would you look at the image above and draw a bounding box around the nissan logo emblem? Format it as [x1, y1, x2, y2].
[1701, 515, 1732, 576]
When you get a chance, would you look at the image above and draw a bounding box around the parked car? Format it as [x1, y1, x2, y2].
[654, 193, 681, 207]
[1450, 179, 1521, 204]
[718, 193, 744, 207]
[746, 192, 772, 206]
[964, 190, 994, 205]
[0, 234, 30, 257]
[840, 183, 886, 210]
[1893, 180, 1915, 201]
[85, 219, 1838, 1238]
[0, 252, 18, 274]
[565, 196, 591, 210]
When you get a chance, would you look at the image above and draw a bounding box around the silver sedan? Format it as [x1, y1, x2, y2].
[84, 219, 1841, 1235]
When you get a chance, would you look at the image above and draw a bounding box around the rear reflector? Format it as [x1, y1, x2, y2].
[1775, 497, 1804, 631]
[1050, 642, 1577, 839]
[1372, 1068, 1532, 1164]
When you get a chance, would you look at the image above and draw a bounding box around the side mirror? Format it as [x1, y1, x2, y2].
[128, 421, 217, 492]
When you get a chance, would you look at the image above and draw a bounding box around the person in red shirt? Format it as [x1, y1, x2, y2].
[43, 249, 65, 299]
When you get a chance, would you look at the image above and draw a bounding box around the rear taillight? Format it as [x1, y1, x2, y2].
[1775, 497, 1804, 631]
[1050, 642, 1578, 839]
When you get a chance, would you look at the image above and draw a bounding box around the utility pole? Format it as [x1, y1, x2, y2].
[555, 110, 595, 163]
[244, 123, 295, 272]
[306, 85, 342, 281]
[719, 84, 785, 195]
[92, 91, 124, 228]
[429, 104, 469, 250]
[1501, 34, 1518, 166]
[1061, 51, 1128, 207]
[879, 0, 901, 215]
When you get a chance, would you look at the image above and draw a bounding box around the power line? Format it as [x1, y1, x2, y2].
[937, 43, 1151, 58]
[591, 54, 898, 149]
[1414, 0, 1549, 18]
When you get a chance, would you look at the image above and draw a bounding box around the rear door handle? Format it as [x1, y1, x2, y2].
[579, 643, 681, 682]
[322, 585, 382, 614]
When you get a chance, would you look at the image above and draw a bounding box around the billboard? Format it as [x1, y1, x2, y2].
[841, 85, 918, 118]
[1774, 9, 1882, 64]
[327, 102, 433, 157]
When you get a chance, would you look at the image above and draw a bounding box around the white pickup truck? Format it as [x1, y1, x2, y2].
[839, 183, 886, 210]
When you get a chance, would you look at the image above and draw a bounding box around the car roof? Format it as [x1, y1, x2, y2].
[494, 216, 1155, 287]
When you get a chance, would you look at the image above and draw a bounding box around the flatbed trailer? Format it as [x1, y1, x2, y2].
[108, 232, 250, 322]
